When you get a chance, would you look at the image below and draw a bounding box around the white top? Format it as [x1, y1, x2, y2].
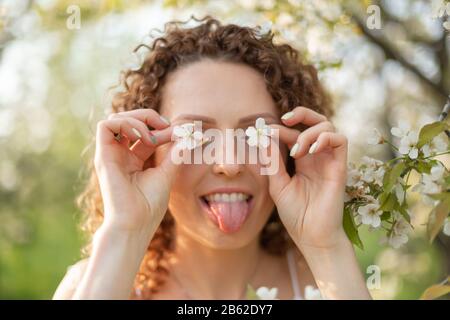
[286, 248, 303, 300]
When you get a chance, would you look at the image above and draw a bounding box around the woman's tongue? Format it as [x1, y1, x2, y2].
[207, 200, 250, 233]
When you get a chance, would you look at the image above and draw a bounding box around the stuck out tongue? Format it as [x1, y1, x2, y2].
[208, 200, 250, 233]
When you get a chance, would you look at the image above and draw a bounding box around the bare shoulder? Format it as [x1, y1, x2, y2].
[52, 258, 90, 300]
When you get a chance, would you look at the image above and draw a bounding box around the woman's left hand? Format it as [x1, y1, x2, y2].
[268, 106, 349, 252]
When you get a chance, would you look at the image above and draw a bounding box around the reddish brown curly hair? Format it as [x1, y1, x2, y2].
[77, 15, 332, 299]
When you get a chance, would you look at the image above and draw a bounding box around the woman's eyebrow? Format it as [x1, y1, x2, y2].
[171, 112, 278, 125]
[238, 113, 278, 124]
[172, 114, 217, 124]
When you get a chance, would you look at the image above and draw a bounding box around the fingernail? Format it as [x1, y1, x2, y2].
[281, 111, 294, 120]
[290, 143, 299, 157]
[309, 141, 318, 154]
[132, 128, 142, 138]
[150, 135, 157, 144]
[160, 116, 170, 125]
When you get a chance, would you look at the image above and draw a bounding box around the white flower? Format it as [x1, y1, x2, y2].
[391, 120, 411, 138]
[364, 166, 385, 186]
[345, 185, 370, 202]
[443, 218, 450, 236]
[413, 163, 445, 195]
[398, 131, 419, 159]
[361, 156, 384, 167]
[367, 128, 384, 145]
[360, 157, 385, 186]
[246, 117, 273, 148]
[255, 286, 278, 300]
[413, 174, 441, 194]
[304, 285, 322, 300]
[173, 123, 204, 150]
[431, 0, 449, 18]
[357, 202, 382, 228]
[444, 20, 450, 31]
[346, 165, 363, 188]
[388, 216, 412, 248]
[430, 163, 445, 181]
[421, 134, 448, 157]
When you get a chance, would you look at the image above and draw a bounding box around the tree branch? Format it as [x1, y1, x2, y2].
[350, 14, 448, 101]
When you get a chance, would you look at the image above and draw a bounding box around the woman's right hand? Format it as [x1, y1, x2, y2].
[94, 108, 178, 238]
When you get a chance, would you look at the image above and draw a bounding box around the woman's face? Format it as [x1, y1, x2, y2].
[155, 59, 283, 249]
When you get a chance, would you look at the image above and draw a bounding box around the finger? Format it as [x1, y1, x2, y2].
[289, 121, 335, 159]
[130, 126, 174, 161]
[280, 106, 327, 127]
[270, 124, 300, 149]
[97, 118, 147, 145]
[312, 132, 348, 161]
[108, 109, 171, 130]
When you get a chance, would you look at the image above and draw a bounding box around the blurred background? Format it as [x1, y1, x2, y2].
[0, 0, 449, 299]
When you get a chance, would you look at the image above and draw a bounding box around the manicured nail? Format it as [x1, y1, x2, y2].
[132, 128, 142, 138]
[160, 116, 170, 125]
[150, 134, 157, 144]
[309, 141, 318, 154]
[290, 143, 299, 157]
[281, 111, 294, 120]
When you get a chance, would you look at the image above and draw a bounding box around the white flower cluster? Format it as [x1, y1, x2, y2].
[412, 162, 446, 206]
[347, 120, 449, 249]
[368, 121, 448, 159]
[431, 0, 450, 30]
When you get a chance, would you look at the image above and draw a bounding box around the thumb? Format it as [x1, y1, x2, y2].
[265, 131, 291, 201]
[156, 141, 184, 186]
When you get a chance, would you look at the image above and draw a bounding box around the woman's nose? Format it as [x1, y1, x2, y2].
[212, 162, 243, 177]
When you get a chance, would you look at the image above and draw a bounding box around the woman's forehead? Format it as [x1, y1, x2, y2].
[160, 60, 278, 123]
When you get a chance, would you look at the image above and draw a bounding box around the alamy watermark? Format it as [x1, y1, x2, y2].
[169, 119, 280, 176]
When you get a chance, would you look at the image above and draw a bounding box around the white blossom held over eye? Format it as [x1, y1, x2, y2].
[173, 123, 204, 150]
[255, 286, 278, 300]
[245, 117, 273, 148]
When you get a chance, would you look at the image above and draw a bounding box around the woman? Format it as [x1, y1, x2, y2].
[53, 16, 371, 300]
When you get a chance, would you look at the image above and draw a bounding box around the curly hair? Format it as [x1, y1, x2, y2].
[77, 15, 333, 299]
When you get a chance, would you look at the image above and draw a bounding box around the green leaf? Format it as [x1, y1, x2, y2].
[343, 206, 364, 250]
[383, 162, 406, 193]
[245, 284, 260, 300]
[379, 192, 398, 212]
[427, 194, 450, 243]
[417, 121, 448, 148]
[380, 211, 390, 221]
[396, 204, 411, 224]
[416, 160, 432, 174]
[420, 279, 450, 300]
[428, 192, 450, 201]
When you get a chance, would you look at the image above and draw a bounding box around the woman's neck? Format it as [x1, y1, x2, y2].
[169, 225, 264, 299]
